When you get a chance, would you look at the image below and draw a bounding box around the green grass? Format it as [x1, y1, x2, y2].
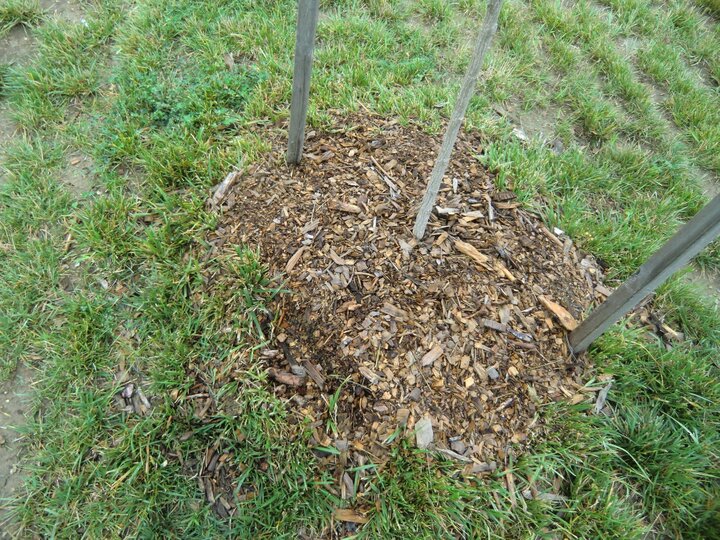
[0, 0, 41, 36]
[1, 0, 719, 537]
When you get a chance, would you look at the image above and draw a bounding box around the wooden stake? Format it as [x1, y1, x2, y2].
[570, 195, 720, 353]
[286, 0, 319, 165]
[413, 0, 503, 239]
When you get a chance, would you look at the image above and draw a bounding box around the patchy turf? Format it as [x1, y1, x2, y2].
[0, 0, 718, 538]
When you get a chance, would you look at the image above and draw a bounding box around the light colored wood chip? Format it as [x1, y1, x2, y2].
[209, 170, 240, 207]
[420, 344, 443, 367]
[334, 508, 369, 524]
[494, 261, 516, 281]
[415, 417, 434, 448]
[285, 247, 306, 273]
[461, 210, 484, 221]
[301, 220, 319, 234]
[454, 239, 489, 264]
[359, 366, 381, 384]
[329, 249, 353, 265]
[331, 201, 362, 214]
[381, 302, 409, 320]
[538, 295, 578, 331]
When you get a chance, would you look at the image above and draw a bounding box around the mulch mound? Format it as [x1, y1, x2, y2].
[206, 115, 607, 473]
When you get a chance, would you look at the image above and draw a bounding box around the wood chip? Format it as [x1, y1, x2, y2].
[594, 381, 612, 414]
[538, 295, 578, 331]
[420, 344, 443, 367]
[331, 201, 361, 214]
[381, 302, 409, 321]
[415, 417, 434, 449]
[358, 366, 381, 384]
[454, 239, 489, 264]
[209, 171, 240, 207]
[334, 508, 369, 524]
[302, 360, 325, 390]
[268, 368, 305, 387]
[286, 247, 306, 273]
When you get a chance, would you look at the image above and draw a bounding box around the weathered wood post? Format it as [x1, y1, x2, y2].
[570, 194, 720, 353]
[413, 0, 503, 239]
[287, 0, 320, 165]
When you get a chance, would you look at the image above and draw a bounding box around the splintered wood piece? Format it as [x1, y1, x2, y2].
[286, 247, 306, 273]
[538, 296, 578, 331]
[420, 344, 443, 367]
[331, 201, 361, 214]
[454, 239, 489, 264]
[334, 508, 369, 524]
[359, 366, 381, 384]
[268, 368, 305, 387]
[483, 319, 506, 333]
[209, 171, 240, 207]
[302, 360, 325, 389]
[329, 249, 354, 265]
[460, 210, 484, 222]
[381, 302, 409, 320]
[494, 261, 516, 281]
[301, 219, 319, 234]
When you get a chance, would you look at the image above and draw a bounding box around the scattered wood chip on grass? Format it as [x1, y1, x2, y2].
[538, 295, 578, 331]
[594, 381, 613, 414]
[208, 170, 240, 208]
[334, 508, 369, 524]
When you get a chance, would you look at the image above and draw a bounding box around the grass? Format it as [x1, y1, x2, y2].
[0, 0, 41, 36]
[0, 0, 718, 537]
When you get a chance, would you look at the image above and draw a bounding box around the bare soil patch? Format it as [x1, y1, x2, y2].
[205, 116, 606, 484]
[40, 0, 86, 24]
[62, 152, 94, 194]
[0, 365, 34, 539]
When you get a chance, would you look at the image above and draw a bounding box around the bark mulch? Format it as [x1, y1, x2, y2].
[202, 115, 609, 503]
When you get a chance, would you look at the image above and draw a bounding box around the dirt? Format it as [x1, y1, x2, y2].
[0, 366, 34, 539]
[688, 268, 720, 304]
[40, 0, 87, 24]
[63, 152, 95, 194]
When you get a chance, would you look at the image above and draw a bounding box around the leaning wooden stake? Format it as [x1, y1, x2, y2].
[570, 194, 720, 353]
[413, 0, 503, 239]
[286, 0, 320, 165]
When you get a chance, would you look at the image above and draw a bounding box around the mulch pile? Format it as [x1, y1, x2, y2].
[206, 115, 609, 475]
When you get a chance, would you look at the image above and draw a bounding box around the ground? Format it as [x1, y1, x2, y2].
[0, 0, 718, 538]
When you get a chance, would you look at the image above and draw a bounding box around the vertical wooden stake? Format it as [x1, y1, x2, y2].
[570, 195, 720, 353]
[287, 0, 320, 165]
[413, 0, 503, 240]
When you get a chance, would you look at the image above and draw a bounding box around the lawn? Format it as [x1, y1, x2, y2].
[0, 0, 718, 538]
